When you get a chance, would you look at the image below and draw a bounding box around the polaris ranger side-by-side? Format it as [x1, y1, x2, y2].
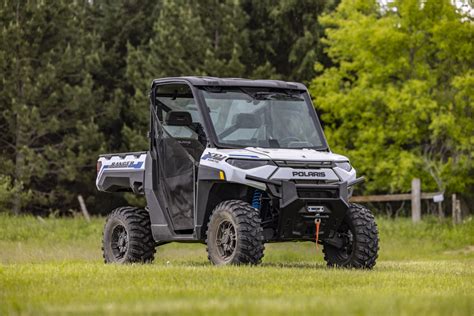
[96, 77, 379, 268]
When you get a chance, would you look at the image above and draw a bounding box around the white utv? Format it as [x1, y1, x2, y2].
[96, 77, 379, 268]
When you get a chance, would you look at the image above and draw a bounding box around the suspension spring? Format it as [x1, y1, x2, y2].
[252, 189, 263, 210]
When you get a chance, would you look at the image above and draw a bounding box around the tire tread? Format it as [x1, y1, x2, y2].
[206, 200, 264, 265]
[323, 203, 379, 269]
[102, 206, 156, 264]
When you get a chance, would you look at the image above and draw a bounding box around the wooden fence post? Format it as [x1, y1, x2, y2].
[452, 195, 462, 225]
[77, 195, 91, 222]
[437, 202, 444, 219]
[411, 178, 421, 223]
[456, 199, 462, 224]
[452, 194, 457, 225]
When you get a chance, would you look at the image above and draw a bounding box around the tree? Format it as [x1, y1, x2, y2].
[310, 0, 474, 198]
[198, 0, 249, 78]
[0, 0, 107, 214]
[85, 0, 161, 152]
[124, 0, 210, 153]
[125, 0, 252, 151]
[243, 0, 339, 83]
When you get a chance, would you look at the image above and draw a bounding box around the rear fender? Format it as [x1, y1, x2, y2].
[96, 152, 147, 193]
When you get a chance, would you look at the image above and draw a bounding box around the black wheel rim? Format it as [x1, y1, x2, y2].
[111, 224, 128, 260]
[335, 223, 355, 260]
[215, 220, 237, 261]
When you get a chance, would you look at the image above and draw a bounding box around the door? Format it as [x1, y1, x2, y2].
[151, 83, 206, 232]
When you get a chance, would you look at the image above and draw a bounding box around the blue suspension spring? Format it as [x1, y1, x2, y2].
[252, 189, 263, 210]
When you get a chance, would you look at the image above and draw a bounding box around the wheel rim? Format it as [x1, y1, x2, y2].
[335, 223, 355, 260]
[111, 224, 128, 260]
[215, 220, 237, 261]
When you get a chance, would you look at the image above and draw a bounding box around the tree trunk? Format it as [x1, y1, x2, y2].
[12, 2, 24, 215]
[12, 111, 25, 215]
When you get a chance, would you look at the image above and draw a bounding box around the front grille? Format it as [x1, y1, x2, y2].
[292, 179, 337, 185]
[274, 160, 334, 169]
[297, 188, 339, 199]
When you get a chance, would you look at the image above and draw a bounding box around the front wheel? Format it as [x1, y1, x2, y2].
[102, 206, 156, 264]
[206, 200, 264, 265]
[323, 203, 379, 269]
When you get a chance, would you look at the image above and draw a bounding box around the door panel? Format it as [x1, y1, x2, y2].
[150, 83, 205, 232]
[157, 126, 194, 230]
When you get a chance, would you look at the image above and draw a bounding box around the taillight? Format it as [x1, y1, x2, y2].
[97, 161, 102, 173]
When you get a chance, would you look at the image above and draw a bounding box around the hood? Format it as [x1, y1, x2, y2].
[227, 147, 349, 162]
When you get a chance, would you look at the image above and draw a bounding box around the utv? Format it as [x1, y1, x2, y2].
[96, 76, 379, 268]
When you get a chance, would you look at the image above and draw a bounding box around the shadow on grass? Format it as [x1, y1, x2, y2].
[260, 261, 327, 269]
[153, 260, 210, 267]
[153, 260, 329, 270]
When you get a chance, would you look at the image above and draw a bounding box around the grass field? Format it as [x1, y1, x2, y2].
[0, 214, 473, 315]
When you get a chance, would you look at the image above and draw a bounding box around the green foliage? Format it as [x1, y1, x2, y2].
[244, 0, 340, 82]
[123, 0, 252, 157]
[1, 0, 471, 214]
[0, 175, 17, 212]
[3, 0, 338, 214]
[310, 0, 474, 196]
[0, 0, 109, 214]
[123, 0, 337, 159]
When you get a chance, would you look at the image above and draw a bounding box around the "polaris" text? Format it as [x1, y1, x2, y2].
[292, 171, 326, 177]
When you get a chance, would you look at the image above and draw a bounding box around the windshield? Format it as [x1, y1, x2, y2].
[199, 88, 327, 149]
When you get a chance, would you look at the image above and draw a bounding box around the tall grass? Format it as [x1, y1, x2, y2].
[0, 214, 472, 264]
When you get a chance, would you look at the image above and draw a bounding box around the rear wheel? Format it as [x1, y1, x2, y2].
[206, 200, 264, 265]
[102, 206, 156, 264]
[323, 203, 379, 269]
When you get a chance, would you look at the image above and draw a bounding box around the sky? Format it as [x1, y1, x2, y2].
[378, 0, 474, 16]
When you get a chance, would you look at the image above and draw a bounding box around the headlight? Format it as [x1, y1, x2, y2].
[335, 161, 352, 172]
[226, 159, 272, 169]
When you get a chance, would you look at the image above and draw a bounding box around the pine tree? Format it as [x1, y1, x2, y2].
[242, 0, 339, 83]
[0, 0, 107, 214]
[125, 0, 212, 153]
[199, 0, 249, 77]
[85, 0, 161, 152]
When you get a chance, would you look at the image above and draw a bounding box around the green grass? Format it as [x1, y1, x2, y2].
[0, 215, 473, 315]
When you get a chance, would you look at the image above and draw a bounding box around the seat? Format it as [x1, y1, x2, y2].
[165, 111, 205, 161]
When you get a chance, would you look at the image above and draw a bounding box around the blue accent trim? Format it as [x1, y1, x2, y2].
[252, 189, 263, 210]
[102, 161, 143, 169]
[131, 161, 143, 169]
[229, 154, 260, 159]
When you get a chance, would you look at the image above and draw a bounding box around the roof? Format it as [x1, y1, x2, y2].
[152, 76, 307, 91]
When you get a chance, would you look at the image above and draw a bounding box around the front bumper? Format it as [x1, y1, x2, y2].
[246, 175, 364, 241]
